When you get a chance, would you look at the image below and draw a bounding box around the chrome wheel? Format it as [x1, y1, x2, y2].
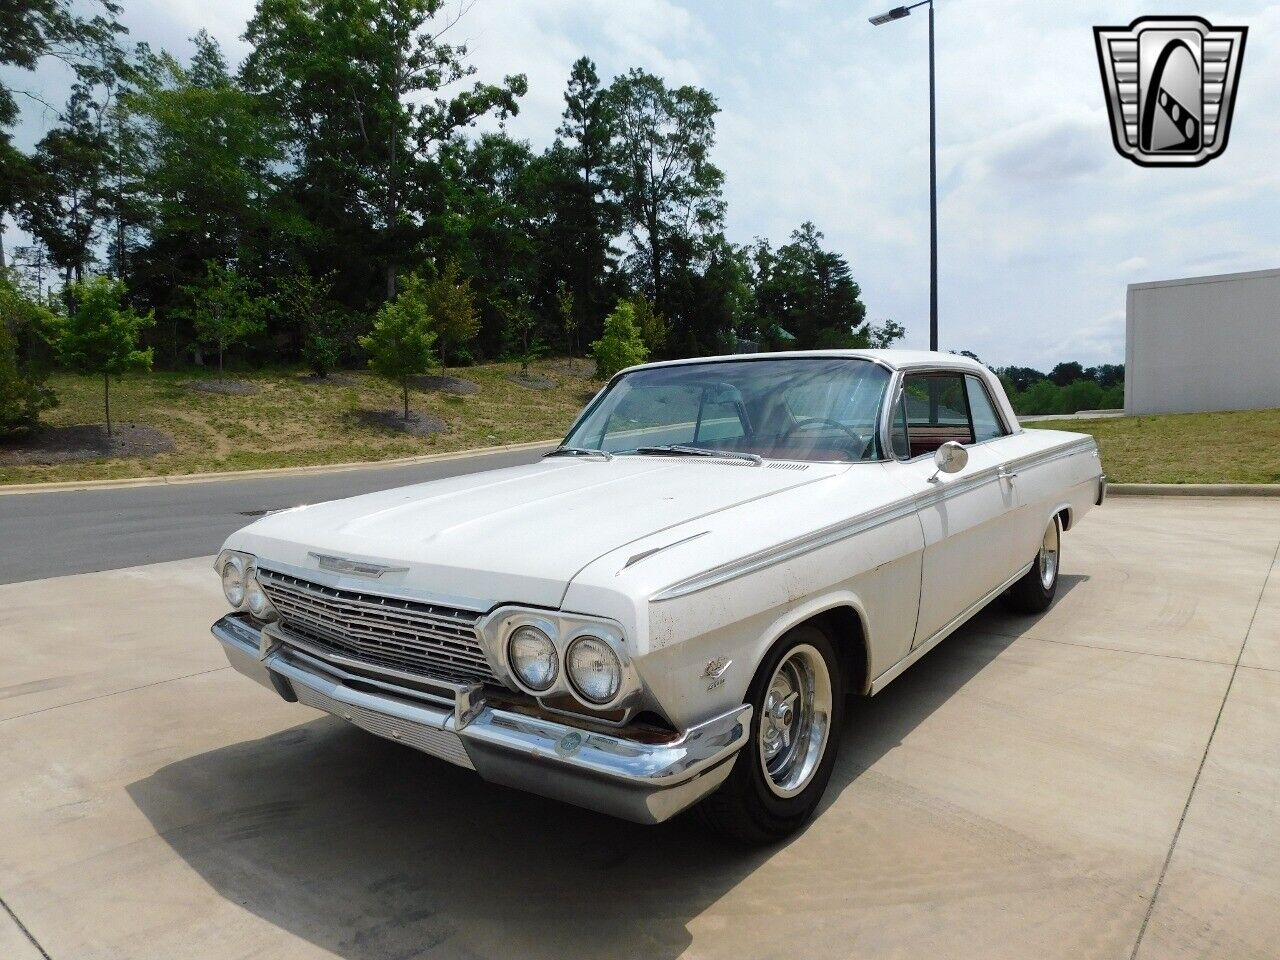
[1038, 518, 1061, 590]
[757, 643, 833, 798]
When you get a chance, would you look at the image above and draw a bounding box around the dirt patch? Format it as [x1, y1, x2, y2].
[506, 373, 556, 390]
[356, 410, 449, 438]
[0, 424, 175, 466]
[296, 373, 358, 387]
[412, 374, 480, 395]
[546, 357, 596, 378]
[187, 379, 260, 396]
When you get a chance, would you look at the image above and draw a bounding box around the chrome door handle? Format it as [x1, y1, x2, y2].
[999, 469, 1018, 483]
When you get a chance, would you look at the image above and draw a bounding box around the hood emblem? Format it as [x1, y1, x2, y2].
[309, 553, 408, 579]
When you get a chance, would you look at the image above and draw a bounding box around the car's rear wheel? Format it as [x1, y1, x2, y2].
[1003, 514, 1061, 614]
[696, 623, 844, 844]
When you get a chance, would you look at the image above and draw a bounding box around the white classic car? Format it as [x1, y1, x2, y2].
[211, 350, 1105, 841]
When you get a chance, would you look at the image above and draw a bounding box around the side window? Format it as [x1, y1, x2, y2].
[965, 375, 1007, 443]
[901, 373, 973, 458]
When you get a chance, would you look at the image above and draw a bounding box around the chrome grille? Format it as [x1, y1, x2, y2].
[256, 568, 495, 685]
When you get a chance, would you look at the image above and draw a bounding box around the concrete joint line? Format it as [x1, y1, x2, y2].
[0, 666, 230, 726]
[1128, 535, 1280, 960]
[0, 894, 52, 960]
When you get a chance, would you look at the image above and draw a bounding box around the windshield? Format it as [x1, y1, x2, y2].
[564, 357, 891, 463]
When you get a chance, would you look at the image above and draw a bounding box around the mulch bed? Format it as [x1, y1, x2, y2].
[0, 424, 175, 466]
[186, 379, 260, 396]
[412, 374, 480, 395]
[356, 409, 449, 438]
[505, 372, 556, 390]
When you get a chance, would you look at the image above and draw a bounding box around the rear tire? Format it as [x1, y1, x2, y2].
[697, 623, 845, 844]
[1003, 515, 1061, 614]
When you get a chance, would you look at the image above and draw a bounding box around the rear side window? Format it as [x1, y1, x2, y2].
[900, 373, 972, 457]
[965, 375, 1008, 443]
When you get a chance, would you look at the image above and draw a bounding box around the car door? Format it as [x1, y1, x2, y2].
[884, 369, 1023, 648]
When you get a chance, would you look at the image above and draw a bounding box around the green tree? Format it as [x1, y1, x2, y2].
[592, 299, 648, 379]
[360, 271, 437, 419]
[128, 33, 291, 352]
[605, 69, 724, 313]
[853, 318, 906, 349]
[278, 268, 347, 378]
[0, 273, 56, 438]
[556, 281, 577, 355]
[628, 293, 667, 355]
[499, 295, 546, 376]
[46, 275, 153, 435]
[753, 223, 866, 348]
[178, 262, 267, 379]
[423, 261, 478, 366]
[552, 57, 618, 341]
[243, 0, 526, 300]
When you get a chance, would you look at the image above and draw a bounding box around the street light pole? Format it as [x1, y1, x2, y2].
[870, 0, 940, 351]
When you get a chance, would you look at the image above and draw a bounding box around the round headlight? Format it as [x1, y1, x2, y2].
[244, 572, 277, 622]
[566, 635, 622, 704]
[221, 555, 246, 608]
[508, 625, 558, 691]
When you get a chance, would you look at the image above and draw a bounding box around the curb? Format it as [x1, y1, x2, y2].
[1108, 483, 1280, 498]
[0, 439, 560, 496]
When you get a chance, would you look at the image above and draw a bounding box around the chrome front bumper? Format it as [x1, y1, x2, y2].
[212, 614, 750, 824]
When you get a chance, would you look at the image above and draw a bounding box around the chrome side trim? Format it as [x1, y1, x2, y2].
[651, 436, 1099, 602]
[868, 560, 1035, 694]
[651, 496, 922, 601]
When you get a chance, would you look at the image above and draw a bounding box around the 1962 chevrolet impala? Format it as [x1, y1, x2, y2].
[211, 350, 1105, 841]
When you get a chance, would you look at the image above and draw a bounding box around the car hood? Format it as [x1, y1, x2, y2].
[227, 457, 844, 608]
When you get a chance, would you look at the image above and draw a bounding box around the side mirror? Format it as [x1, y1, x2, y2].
[929, 441, 968, 482]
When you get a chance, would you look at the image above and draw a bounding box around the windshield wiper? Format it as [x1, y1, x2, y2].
[544, 446, 614, 461]
[631, 444, 762, 465]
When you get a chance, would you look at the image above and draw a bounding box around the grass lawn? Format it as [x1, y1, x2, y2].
[1028, 407, 1280, 484]
[0, 360, 598, 485]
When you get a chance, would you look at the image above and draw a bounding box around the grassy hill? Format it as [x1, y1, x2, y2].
[0, 361, 597, 485]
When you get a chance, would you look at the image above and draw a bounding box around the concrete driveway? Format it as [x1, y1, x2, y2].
[1, 497, 1277, 960]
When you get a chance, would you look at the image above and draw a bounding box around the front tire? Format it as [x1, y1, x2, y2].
[1003, 515, 1061, 614]
[697, 623, 845, 844]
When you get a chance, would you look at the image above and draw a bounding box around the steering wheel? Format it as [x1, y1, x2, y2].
[780, 417, 866, 456]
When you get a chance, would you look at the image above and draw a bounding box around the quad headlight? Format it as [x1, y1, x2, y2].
[216, 550, 278, 623]
[508, 624, 558, 691]
[220, 553, 247, 607]
[482, 609, 638, 709]
[566, 635, 622, 704]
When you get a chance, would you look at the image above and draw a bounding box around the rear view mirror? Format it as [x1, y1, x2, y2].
[929, 441, 968, 482]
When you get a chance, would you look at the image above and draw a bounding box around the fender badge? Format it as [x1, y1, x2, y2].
[556, 731, 584, 757]
[702, 657, 732, 679]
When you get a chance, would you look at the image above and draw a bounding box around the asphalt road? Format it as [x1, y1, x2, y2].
[0, 445, 552, 584]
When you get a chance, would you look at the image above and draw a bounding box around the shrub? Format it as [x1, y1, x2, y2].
[592, 300, 649, 379]
[359, 273, 437, 419]
[0, 279, 56, 440]
[423, 262, 479, 366]
[46, 276, 154, 436]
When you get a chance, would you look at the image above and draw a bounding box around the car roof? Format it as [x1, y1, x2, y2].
[621, 349, 989, 376]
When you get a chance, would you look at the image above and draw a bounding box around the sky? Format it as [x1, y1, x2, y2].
[6, 0, 1280, 369]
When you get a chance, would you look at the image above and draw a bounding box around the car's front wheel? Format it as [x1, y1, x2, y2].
[697, 623, 844, 844]
[1003, 514, 1062, 613]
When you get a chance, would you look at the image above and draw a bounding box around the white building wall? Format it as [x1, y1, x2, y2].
[1126, 267, 1280, 415]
